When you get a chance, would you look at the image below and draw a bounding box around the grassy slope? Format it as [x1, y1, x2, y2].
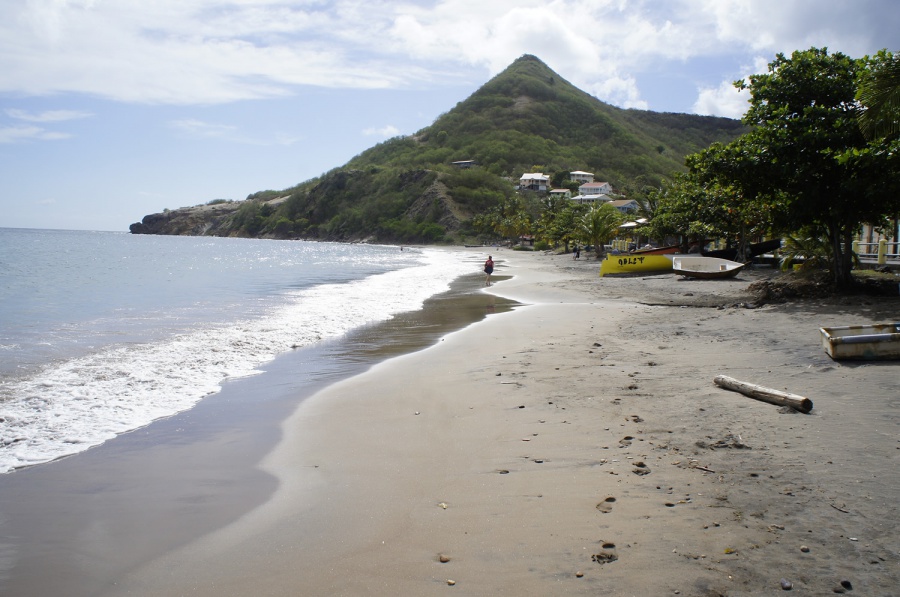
[134, 55, 747, 243]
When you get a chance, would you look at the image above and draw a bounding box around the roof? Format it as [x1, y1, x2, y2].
[520, 173, 549, 180]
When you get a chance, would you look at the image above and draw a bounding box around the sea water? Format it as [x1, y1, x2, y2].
[0, 229, 476, 473]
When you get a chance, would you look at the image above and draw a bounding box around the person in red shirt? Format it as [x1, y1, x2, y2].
[483, 255, 494, 286]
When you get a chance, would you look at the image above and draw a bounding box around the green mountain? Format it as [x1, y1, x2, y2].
[130, 54, 746, 242]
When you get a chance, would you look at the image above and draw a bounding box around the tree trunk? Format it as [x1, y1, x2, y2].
[713, 375, 813, 413]
[829, 223, 854, 290]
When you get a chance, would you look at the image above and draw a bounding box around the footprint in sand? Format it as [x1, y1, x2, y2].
[632, 461, 651, 475]
[591, 542, 618, 564]
[596, 496, 616, 513]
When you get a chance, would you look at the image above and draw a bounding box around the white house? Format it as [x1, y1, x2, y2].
[578, 181, 612, 196]
[549, 188, 572, 200]
[572, 193, 614, 206]
[519, 173, 550, 192]
[569, 170, 594, 184]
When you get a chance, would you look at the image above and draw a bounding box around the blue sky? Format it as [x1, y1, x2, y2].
[2, 0, 897, 232]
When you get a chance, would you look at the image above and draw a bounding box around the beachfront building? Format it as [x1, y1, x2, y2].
[519, 173, 550, 192]
[569, 170, 594, 184]
[578, 181, 613, 196]
[858, 220, 900, 261]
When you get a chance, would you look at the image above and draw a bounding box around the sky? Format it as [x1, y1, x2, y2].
[1, 0, 897, 232]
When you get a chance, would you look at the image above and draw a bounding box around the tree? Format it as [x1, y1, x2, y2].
[683, 142, 780, 259]
[535, 195, 586, 250]
[473, 194, 532, 244]
[578, 203, 625, 259]
[857, 51, 900, 140]
[729, 47, 900, 289]
[852, 51, 900, 249]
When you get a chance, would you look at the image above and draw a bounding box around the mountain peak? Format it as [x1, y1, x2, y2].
[132, 54, 745, 243]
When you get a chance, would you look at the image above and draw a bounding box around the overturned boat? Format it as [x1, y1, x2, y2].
[672, 256, 746, 279]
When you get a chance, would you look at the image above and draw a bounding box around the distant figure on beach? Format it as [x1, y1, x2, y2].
[484, 255, 494, 286]
[573, 245, 580, 260]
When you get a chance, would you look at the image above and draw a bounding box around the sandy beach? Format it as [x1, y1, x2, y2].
[92, 249, 896, 596]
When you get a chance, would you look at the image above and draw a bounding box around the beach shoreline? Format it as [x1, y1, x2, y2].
[108, 249, 899, 596]
[0, 253, 513, 597]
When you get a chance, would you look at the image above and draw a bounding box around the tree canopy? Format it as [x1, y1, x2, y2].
[652, 47, 900, 289]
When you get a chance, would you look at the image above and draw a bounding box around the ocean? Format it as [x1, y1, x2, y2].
[0, 228, 477, 474]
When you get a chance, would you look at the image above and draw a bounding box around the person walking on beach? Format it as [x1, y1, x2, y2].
[573, 245, 581, 260]
[484, 255, 494, 286]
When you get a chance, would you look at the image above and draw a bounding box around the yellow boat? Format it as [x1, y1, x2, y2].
[599, 253, 675, 277]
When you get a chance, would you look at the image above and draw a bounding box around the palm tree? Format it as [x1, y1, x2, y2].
[858, 53, 900, 141]
[578, 203, 625, 259]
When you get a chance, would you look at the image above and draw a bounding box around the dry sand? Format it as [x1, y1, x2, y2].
[109, 250, 899, 596]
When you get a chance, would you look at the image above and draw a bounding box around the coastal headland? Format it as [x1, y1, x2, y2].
[4, 249, 898, 596]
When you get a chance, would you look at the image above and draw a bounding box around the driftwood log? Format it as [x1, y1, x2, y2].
[713, 375, 813, 413]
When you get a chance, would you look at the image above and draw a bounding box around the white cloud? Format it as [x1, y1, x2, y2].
[170, 118, 239, 139]
[692, 55, 770, 118]
[0, 124, 70, 143]
[6, 108, 92, 122]
[692, 80, 749, 119]
[0, 0, 897, 112]
[701, 0, 897, 57]
[363, 125, 401, 137]
[169, 118, 300, 146]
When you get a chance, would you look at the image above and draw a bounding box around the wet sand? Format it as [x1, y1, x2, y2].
[105, 250, 899, 596]
[0, 268, 515, 597]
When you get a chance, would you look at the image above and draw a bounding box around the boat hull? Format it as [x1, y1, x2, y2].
[820, 323, 900, 360]
[704, 238, 782, 260]
[672, 256, 745, 279]
[632, 244, 680, 255]
[599, 253, 674, 277]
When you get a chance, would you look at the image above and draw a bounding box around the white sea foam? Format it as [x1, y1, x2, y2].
[0, 248, 476, 473]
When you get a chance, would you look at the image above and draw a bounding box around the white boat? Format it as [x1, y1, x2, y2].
[820, 323, 900, 360]
[671, 255, 746, 279]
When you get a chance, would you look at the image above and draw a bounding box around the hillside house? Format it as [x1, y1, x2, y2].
[610, 199, 640, 213]
[451, 160, 477, 169]
[578, 181, 612, 196]
[569, 170, 594, 184]
[549, 188, 572, 200]
[572, 193, 613, 206]
[519, 173, 550, 192]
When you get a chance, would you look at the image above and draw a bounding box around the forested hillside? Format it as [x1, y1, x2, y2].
[130, 55, 746, 243]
